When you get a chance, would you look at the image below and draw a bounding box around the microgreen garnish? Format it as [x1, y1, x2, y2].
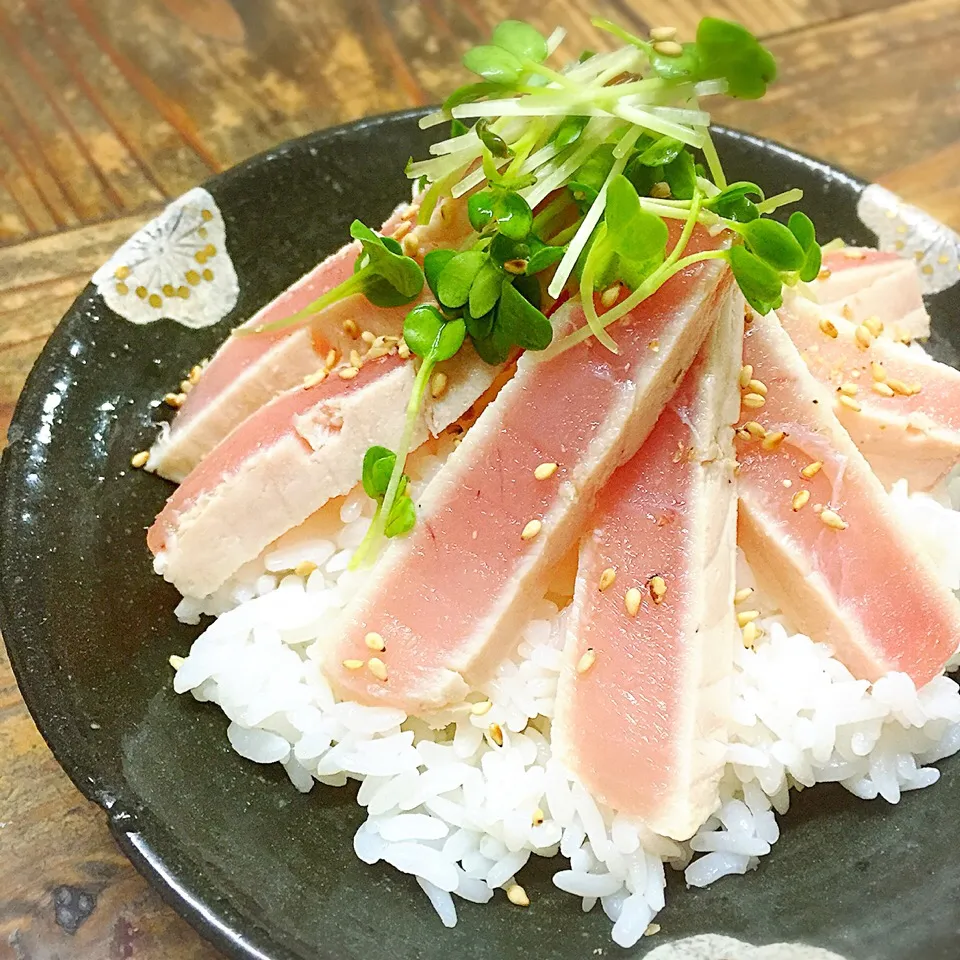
[353, 14, 820, 560]
[242, 220, 423, 335]
[352, 305, 466, 566]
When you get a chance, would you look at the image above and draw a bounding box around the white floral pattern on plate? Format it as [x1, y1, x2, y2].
[92, 187, 239, 328]
[649, 934, 847, 959]
[858, 184, 960, 296]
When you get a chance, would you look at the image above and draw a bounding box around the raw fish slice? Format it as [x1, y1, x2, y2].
[147, 197, 472, 482]
[149, 340, 500, 599]
[736, 310, 959, 687]
[811, 247, 928, 342]
[779, 294, 960, 490]
[325, 226, 734, 713]
[554, 291, 743, 841]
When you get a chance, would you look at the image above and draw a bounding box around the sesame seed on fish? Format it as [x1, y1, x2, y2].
[761, 430, 786, 451]
[792, 489, 810, 511]
[818, 317, 839, 339]
[739, 364, 754, 388]
[742, 393, 766, 409]
[342, 318, 359, 338]
[598, 567, 617, 591]
[872, 381, 895, 397]
[747, 378, 768, 396]
[648, 575, 667, 604]
[624, 587, 642, 617]
[577, 648, 597, 674]
[839, 382, 858, 396]
[368, 657, 388, 681]
[820, 509, 848, 530]
[430, 371, 449, 399]
[521, 519, 542, 541]
[365, 631, 386, 652]
[534, 462, 558, 481]
[471, 699, 493, 716]
[737, 609, 760, 626]
[839, 395, 861, 412]
[801, 460, 823, 479]
[734, 587, 754, 604]
[488, 723, 504, 747]
[342, 659, 365, 670]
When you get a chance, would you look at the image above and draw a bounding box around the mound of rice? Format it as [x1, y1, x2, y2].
[168, 445, 960, 949]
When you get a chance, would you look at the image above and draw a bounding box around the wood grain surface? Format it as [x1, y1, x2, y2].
[1, 1, 958, 957]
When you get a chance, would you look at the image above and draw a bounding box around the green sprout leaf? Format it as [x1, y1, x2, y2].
[469, 188, 533, 239]
[605, 175, 670, 266]
[728, 245, 783, 315]
[469, 258, 504, 318]
[362, 445, 395, 499]
[696, 18, 777, 100]
[492, 20, 548, 62]
[525, 242, 566, 275]
[463, 44, 523, 85]
[434, 317, 467, 361]
[350, 219, 424, 306]
[800, 243, 822, 283]
[788, 211, 821, 282]
[436, 250, 487, 308]
[663, 150, 697, 200]
[742, 219, 806, 273]
[549, 115, 590, 150]
[708, 182, 764, 223]
[385, 494, 416, 538]
[497, 278, 553, 350]
[465, 309, 496, 341]
[624, 158, 665, 198]
[442, 81, 504, 112]
[648, 42, 702, 82]
[475, 118, 513, 158]
[471, 320, 514, 365]
[403, 304, 447, 359]
[637, 136, 684, 167]
[423, 249, 456, 300]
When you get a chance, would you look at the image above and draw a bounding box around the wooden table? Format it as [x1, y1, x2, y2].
[1, 1, 957, 956]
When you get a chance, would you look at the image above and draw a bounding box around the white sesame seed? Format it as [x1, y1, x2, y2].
[653, 39, 683, 56]
[131, 450, 150, 468]
[818, 317, 839, 339]
[792, 489, 810, 511]
[169, 655, 185, 670]
[742, 621, 761, 647]
[855, 325, 873, 349]
[839, 382, 858, 396]
[744, 421, 766, 439]
[577, 648, 597, 674]
[739, 364, 754, 388]
[734, 587, 754, 604]
[649, 26, 677, 41]
[521, 519, 542, 541]
[338, 366, 359, 380]
[761, 430, 786, 451]
[470, 699, 493, 716]
[872, 381, 895, 397]
[839, 394, 861, 412]
[599, 567, 616, 591]
[430, 371, 449, 399]
[742, 393, 766, 409]
[342, 659, 365, 670]
[737, 609, 760, 627]
[625, 587, 642, 617]
[368, 657, 388, 681]
[365, 631, 385, 652]
[488, 723, 504, 747]
[506, 883, 529, 906]
[747, 378, 768, 396]
[294, 560, 318, 578]
[534, 461, 558, 481]
[801, 460, 823, 479]
[820, 509, 847, 530]
[648, 575, 667, 604]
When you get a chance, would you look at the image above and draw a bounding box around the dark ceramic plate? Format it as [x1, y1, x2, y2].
[3, 110, 960, 960]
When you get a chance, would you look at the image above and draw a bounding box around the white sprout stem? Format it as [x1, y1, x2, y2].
[429, 129, 483, 156]
[547, 126, 641, 299]
[756, 188, 804, 213]
[700, 128, 727, 189]
[545, 26, 566, 55]
[522, 118, 616, 210]
[578, 223, 620, 353]
[694, 78, 729, 97]
[407, 146, 478, 180]
[612, 102, 704, 147]
[419, 110, 449, 130]
[647, 105, 711, 126]
[695, 176, 722, 199]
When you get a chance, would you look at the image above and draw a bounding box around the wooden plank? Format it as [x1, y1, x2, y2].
[711, 0, 960, 182]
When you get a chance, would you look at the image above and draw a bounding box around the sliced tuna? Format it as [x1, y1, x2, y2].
[148, 339, 499, 599]
[779, 294, 960, 490]
[147, 197, 472, 482]
[736, 309, 960, 687]
[324, 226, 735, 714]
[811, 247, 928, 342]
[553, 292, 743, 840]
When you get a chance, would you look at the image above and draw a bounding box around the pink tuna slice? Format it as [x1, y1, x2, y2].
[811, 247, 929, 342]
[736, 309, 960, 687]
[148, 336, 501, 599]
[553, 291, 743, 840]
[778, 294, 960, 491]
[147, 196, 473, 482]
[325, 225, 735, 713]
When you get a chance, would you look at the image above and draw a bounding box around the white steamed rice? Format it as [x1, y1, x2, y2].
[167, 439, 960, 949]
